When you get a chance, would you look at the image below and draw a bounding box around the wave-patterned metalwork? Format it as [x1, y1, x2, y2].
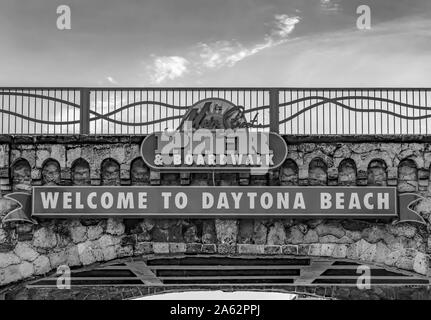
[1, 88, 430, 135]
[279, 95, 431, 124]
[0, 90, 270, 130]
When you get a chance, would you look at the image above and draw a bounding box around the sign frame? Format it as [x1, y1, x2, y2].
[30, 185, 399, 219]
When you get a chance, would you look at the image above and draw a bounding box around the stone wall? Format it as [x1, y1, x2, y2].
[1, 135, 431, 287]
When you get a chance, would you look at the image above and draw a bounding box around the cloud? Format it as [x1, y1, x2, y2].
[270, 14, 301, 39]
[197, 40, 267, 69]
[319, 0, 342, 13]
[147, 14, 300, 83]
[106, 76, 118, 85]
[149, 56, 189, 84]
[197, 14, 300, 70]
[192, 16, 431, 87]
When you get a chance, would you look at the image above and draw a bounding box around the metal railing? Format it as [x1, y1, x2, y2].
[0, 87, 430, 135]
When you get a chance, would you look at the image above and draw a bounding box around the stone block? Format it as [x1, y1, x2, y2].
[87, 225, 104, 240]
[77, 241, 98, 265]
[237, 244, 264, 255]
[0, 252, 21, 269]
[332, 244, 347, 258]
[32, 227, 58, 249]
[91, 179, 101, 186]
[69, 223, 88, 244]
[33, 255, 51, 275]
[418, 169, 429, 180]
[215, 219, 238, 245]
[153, 242, 169, 254]
[298, 244, 310, 255]
[387, 167, 398, 180]
[98, 234, 121, 247]
[121, 235, 137, 246]
[413, 252, 428, 275]
[202, 244, 217, 254]
[106, 219, 125, 236]
[308, 244, 322, 256]
[169, 242, 186, 253]
[286, 226, 304, 244]
[315, 223, 345, 238]
[18, 261, 34, 279]
[387, 179, 398, 186]
[264, 245, 281, 255]
[14, 242, 39, 262]
[134, 242, 153, 255]
[267, 222, 286, 245]
[418, 179, 429, 187]
[186, 243, 202, 254]
[295, 166, 307, 179]
[282, 245, 298, 255]
[217, 244, 236, 255]
[298, 179, 308, 186]
[116, 245, 133, 258]
[320, 244, 336, 257]
[102, 246, 117, 261]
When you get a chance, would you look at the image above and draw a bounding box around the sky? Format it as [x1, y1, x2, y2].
[0, 0, 430, 87]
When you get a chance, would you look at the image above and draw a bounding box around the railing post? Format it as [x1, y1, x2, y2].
[269, 88, 279, 133]
[80, 88, 90, 134]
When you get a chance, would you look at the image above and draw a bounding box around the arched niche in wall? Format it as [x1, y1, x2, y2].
[338, 158, 357, 186]
[130, 158, 150, 186]
[71, 158, 91, 186]
[42, 159, 61, 186]
[309, 157, 327, 186]
[367, 159, 387, 186]
[11, 159, 32, 191]
[398, 159, 418, 192]
[280, 159, 299, 186]
[101, 158, 120, 186]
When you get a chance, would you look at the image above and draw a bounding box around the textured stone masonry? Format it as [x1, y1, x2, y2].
[1, 135, 431, 287]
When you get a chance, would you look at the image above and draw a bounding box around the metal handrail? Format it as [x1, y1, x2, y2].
[1, 87, 430, 135]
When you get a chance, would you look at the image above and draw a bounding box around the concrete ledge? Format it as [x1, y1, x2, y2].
[2, 134, 431, 145]
[284, 135, 431, 144]
[0, 135, 145, 144]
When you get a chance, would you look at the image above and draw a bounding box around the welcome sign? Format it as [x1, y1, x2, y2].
[3, 186, 426, 224]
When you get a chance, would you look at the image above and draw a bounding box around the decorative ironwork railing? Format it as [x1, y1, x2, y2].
[0, 88, 430, 135]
